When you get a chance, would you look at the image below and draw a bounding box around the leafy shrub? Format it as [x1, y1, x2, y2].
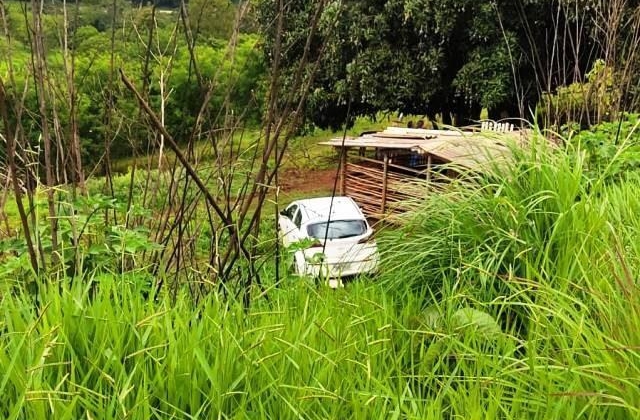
[570, 113, 640, 181]
[538, 59, 621, 127]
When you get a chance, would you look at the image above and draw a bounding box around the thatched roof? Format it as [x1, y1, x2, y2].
[320, 127, 520, 171]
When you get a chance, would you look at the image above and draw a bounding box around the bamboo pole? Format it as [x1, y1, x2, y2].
[381, 153, 389, 214]
[339, 147, 348, 195]
[427, 155, 432, 183]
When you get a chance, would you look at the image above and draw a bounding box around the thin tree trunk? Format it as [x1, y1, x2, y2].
[61, 0, 86, 194]
[30, 0, 58, 263]
[0, 79, 39, 273]
[105, 0, 118, 225]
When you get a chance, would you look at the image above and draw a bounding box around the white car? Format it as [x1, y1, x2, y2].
[278, 196, 379, 279]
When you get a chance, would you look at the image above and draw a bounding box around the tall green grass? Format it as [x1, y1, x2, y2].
[4, 270, 639, 418]
[2, 131, 640, 418]
[1, 278, 423, 419]
[380, 132, 640, 418]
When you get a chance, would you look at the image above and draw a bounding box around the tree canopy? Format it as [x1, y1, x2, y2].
[0, 0, 264, 167]
[258, 0, 609, 129]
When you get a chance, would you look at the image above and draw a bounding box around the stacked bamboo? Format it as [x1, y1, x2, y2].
[344, 161, 423, 219]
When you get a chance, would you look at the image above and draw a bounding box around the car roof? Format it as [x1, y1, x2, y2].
[291, 196, 364, 224]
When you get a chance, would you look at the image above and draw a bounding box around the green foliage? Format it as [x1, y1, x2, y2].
[257, 0, 587, 129]
[453, 36, 516, 109]
[0, 1, 266, 168]
[188, 0, 237, 40]
[3, 3, 640, 417]
[375, 129, 640, 417]
[0, 188, 159, 282]
[539, 59, 621, 127]
[2, 127, 640, 418]
[570, 113, 640, 181]
[381, 139, 589, 297]
[378, 128, 640, 325]
[2, 237, 640, 418]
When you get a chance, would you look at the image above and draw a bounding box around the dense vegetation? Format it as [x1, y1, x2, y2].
[2, 130, 640, 418]
[3, 0, 638, 168]
[2, 0, 640, 418]
[1, 0, 264, 167]
[259, 0, 640, 128]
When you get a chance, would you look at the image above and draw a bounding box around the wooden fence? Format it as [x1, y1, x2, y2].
[343, 156, 432, 219]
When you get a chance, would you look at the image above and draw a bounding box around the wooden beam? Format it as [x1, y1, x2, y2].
[381, 153, 389, 214]
[339, 147, 349, 195]
[426, 155, 432, 183]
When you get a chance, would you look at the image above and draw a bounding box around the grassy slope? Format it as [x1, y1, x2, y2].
[0, 115, 390, 233]
[109, 115, 392, 174]
[4, 119, 640, 419]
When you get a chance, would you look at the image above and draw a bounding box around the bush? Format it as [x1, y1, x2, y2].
[538, 59, 621, 128]
[570, 113, 640, 181]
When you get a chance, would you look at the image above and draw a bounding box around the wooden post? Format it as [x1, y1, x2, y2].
[381, 153, 389, 214]
[426, 155, 432, 183]
[339, 147, 348, 195]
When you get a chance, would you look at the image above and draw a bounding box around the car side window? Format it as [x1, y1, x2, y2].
[293, 209, 302, 228]
[283, 204, 297, 220]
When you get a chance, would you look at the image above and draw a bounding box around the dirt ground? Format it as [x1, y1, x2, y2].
[278, 168, 337, 195]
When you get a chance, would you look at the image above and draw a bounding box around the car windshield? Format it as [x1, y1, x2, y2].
[306, 219, 367, 240]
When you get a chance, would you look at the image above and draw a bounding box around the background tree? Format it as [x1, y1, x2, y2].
[258, 0, 634, 129]
[188, 0, 236, 40]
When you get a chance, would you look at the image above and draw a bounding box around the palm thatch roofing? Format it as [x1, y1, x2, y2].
[320, 127, 523, 171]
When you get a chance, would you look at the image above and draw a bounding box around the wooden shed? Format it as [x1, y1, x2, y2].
[320, 127, 518, 219]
